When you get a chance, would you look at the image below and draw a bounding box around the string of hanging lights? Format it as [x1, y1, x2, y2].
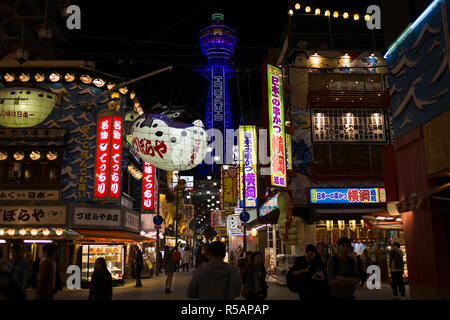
[287, 2, 371, 22]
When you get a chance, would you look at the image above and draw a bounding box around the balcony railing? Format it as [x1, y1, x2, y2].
[308, 90, 389, 108]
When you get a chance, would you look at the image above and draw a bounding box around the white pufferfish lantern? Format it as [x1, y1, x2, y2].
[131, 114, 208, 171]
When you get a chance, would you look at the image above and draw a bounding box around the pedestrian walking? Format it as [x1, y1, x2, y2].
[34, 244, 59, 300]
[327, 237, 360, 301]
[292, 244, 317, 300]
[362, 249, 372, 287]
[389, 242, 406, 299]
[164, 246, 175, 293]
[239, 251, 253, 281]
[182, 246, 191, 272]
[88, 257, 113, 300]
[133, 246, 143, 288]
[242, 251, 268, 300]
[313, 242, 331, 299]
[173, 246, 181, 272]
[187, 241, 241, 300]
[3, 243, 28, 295]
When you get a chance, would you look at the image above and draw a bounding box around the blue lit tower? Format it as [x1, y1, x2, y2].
[198, 13, 236, 156]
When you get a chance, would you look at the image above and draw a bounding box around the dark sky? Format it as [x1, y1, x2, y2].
[58, 0, 382, 124]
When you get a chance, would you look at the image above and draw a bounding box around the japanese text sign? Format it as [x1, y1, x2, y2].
[221, 166, 238, 209]
[239, 126, 257, 208]
[267, 64, 286, 187]
[94, 115, 123, 199]
[142, 162, 155, 210]
[0, 206, 67, 226]
[310, 188, 386, 204]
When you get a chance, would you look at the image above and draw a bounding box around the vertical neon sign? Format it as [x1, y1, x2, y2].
[142, 162, 155, 210]
[110, 116, 123, 198]
[286, 133, 292, 171]
[94, 116, 112, 199]
[267, 64, 286, 187]
[239, 125, 257, 207]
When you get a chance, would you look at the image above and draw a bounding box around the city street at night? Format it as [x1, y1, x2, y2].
[0, 0, 449, 316]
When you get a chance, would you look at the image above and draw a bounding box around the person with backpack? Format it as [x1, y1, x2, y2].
[327, 237, 360, 300]
[187, 241, 241, 300]
[389, 242, 405, 299]
[291, 244, 317, 300]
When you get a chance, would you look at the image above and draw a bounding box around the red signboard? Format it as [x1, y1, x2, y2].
[94, 116, 112, 199]
[94, 114, 123, 200]
[220, 166, 238, 209]
[142, 162, 155, 210]
[110, 116, 123, 198]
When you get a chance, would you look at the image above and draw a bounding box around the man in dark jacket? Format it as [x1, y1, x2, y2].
[134, 246, 143, 288]
[292, 244, 317, 300]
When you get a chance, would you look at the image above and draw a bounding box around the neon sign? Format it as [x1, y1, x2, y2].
[267, 64, 286, 187]
[310, 188, 386, 204]
[94, 114, 122, 199]
[142, 162, 155, 210]
[239, 126, 257, 208]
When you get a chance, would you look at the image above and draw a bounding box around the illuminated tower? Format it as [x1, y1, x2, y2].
[198, 13, 236, 143]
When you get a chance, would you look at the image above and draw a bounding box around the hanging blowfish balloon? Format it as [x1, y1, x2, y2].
[131, 113, 208, 171]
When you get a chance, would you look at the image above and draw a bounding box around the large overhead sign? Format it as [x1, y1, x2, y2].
[94, 114, 123, 200]
[142, 162, 155, 210]
[239, 126, 257, 208]
[267, 64, 286, 187]
[0, 88, 56, 128]
[309, 188, 386, 204]
[221, 166, 238, 209]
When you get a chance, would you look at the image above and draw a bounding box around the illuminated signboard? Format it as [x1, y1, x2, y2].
[0, 88, 56, 128]
[310, 188, 386, 204]
[94, 114, 122, 199]
[239, 126, 257, 208]
[179, 176, 194, 191]
[267, 64, 286, 187]
[221, 166, 238, 209]
[94, 116, 112, 199]
[142, 162, 155, 210]
[286, 133, 292, 171]
[211, 210, 227, 228]
[110, 116, 123, 198]
[259, 193, 279, 217]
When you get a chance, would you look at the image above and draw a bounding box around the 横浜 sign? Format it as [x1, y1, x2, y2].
[310, 188, 386, 204]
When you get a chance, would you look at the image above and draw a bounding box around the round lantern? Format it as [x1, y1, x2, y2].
[20, 73, 30, 82]
[131, 114, 208, 171]
[35, 73, 45, 82]
[93, 78, 106, 87]
[80, 74, 92, 84]
[42, 228, 50, 236]
[7, 229, 15, 236]
[65, 73, 75, 82]
[0, 229, 4, 236]
[31, 229, 38, 236]
[0, 88, 56, 128]
[56, 228, 63, 236]
[19, 228, 26, 236]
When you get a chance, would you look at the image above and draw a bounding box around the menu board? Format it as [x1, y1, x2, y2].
[312, 108, 387, 143]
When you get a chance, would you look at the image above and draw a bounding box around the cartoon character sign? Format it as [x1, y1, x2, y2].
[131, 114, 208, 171]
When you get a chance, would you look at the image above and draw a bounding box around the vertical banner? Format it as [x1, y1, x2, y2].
[267, 64, 286, 187]
[220, 165, 238, 209]
[286, 133, 292, 171]
[94, 116, 112, 199]
[110, 116, 123, 198]
[239, 125, 257, 208]
[142, 162, 155, 210]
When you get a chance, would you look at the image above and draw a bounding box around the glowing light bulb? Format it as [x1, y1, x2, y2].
[365, 14, 371, 21]
[295, 3, 300, 10]
[354, 13, 359, 20]
[343, 12, 349, 19]
[305, 6, 311, 13]
[315, 8, 321, 15]
[288, 9, 293, 16]
[333, 11, 339, 18]
[325, 10, 330, 17]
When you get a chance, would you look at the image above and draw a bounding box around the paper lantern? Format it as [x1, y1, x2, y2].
[14, 151, 24, 161]
[4, 73, 14, 82]
[338, 220, 345, 230]
[0, 229, 4, 236]
[326, 220, 334, 231]
[19, 228, 26, 236]
[0, 151, 7, 160]
[56, 228, 63, 236]
[49, 73, 60, 82]
[19, 73, 30, 82]
[31, 229, 38, 236]
[35, 73, 45, 82]
[0, 88, 56, 128]
[42, 228, 50, 236]
[47, 151, 58, 160]
[7, 229, 15, 236]
[30, 151, 41, 160]
[93, 78, 105, 87]
[349, 220, 356, 231]
[65, 73, 75, 82]
[131, 113, 208, 171]
[80, 74, 92, 84]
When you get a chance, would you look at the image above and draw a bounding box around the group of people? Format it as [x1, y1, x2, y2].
[0, 243, 62, 300]
[289, 237, 406, 300]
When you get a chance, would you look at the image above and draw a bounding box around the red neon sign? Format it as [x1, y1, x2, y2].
[142, 162, 155, 210]
[94, 116, 112, 198]
[110, 116, 123, 198]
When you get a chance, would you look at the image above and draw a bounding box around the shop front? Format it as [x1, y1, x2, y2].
[69, 204, 146, 287]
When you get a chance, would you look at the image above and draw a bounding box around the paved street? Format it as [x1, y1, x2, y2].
[25, 269, 409, 300]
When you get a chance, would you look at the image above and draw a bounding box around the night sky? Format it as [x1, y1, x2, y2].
[58, 0, 381, 125]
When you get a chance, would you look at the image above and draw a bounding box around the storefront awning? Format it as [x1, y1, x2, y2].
[73, 229, 150, 242]
[396, 182, 450, 213]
